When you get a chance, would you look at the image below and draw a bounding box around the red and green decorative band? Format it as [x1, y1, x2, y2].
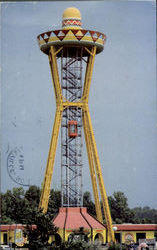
[62, 19, 82, 27]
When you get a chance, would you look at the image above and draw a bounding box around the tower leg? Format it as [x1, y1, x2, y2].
[49, 46, 63, 103]
[39, 45, 63, 213]
[83, 111, 103, 223]
[83, 46, 96, 100]
[84, 107, 115, 242]
[39, 106, 63, 213]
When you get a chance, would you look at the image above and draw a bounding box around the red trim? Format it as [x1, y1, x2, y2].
[53, 30, 60, 36]
[44, 38, 49, 43]
[114, 224, 157, 231]
[0, 224, 37, 231]
[89, 31, 95, 36]
[62, 30, 69, 35]
[46, 31, 52, 37]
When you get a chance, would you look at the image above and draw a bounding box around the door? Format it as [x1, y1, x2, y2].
[136, 233, 146, 244]
[3, 233, 8, 244]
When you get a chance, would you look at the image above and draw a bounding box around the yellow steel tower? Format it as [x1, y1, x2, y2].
[37, 7, 115, 242]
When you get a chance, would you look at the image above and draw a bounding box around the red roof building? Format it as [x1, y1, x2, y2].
[53, 207, 106, 242]
[53, 207, 105, 230]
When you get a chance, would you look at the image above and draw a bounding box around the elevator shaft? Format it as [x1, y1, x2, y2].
[61, 48, 83, 207]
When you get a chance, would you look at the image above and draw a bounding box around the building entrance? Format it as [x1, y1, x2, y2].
[136, 233, 146, 243]
[3, 233, 8, 245]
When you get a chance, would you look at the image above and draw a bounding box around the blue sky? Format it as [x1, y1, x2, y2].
[1, 1, 156, 208]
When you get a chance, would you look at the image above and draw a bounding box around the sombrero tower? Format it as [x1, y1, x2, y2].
[37, 7, 114, 243]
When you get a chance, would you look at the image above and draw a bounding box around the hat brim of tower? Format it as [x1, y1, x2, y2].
[37, 29, 106, 56]
[39, 40, 104, 56]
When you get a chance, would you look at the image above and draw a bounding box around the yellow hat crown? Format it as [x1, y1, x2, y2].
[62, 7, 82, 30]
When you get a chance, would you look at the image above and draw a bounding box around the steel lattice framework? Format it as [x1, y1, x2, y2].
[61, 47, 83, 207]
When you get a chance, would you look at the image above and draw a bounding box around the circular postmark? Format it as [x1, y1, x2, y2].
[7, 147, 30, 186]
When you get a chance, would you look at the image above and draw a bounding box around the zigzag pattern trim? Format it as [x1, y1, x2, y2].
[62, 19, 82, 27]
[37, 29, 106, 45]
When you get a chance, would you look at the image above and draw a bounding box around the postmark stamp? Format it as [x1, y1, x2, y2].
[7, 147, 30, 186]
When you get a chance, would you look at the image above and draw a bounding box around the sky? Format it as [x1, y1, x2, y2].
[1, 1, 156, 209]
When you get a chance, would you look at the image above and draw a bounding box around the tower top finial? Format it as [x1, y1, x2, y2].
[62, 7, 82, 30]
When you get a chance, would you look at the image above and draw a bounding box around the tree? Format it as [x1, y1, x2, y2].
[24, 207, 57, 250]
[83, 192, 96, 216]
[108, 242, 127, 250]
[0, 186, 62, 225]
[133, 206, 157, 224]
[1, 186, 157, 230]
[1, 187, 27, 224]
[108, 191, 136, 223]
[53, 238, 101, 250]
[47, 189, 61, 215]
[25, 185, 40, 208]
